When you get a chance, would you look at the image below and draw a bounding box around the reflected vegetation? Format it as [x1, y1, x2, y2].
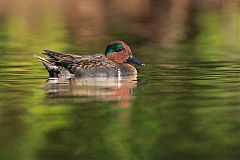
[0, 0, 239, 160]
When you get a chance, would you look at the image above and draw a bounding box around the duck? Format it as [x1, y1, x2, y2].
[35, 40, 144, 78]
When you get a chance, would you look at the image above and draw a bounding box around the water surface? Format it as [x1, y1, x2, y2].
[0, 52, 239, 159]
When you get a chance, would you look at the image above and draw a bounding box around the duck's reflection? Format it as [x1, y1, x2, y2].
[45, 76, 137, 107]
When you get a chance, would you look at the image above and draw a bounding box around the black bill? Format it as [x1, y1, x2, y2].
[126, 55, 145, 66]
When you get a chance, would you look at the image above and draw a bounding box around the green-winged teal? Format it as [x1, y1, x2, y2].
[35, 40, 144, 78]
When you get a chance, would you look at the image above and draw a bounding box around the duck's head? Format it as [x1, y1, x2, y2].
[104, 40, 145, 66]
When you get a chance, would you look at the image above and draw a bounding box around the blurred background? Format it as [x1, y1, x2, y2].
[0, 0, 240, 160]
[0, 0, 239, 61]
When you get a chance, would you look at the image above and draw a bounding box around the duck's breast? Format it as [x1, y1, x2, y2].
[117, 64, 137, 76]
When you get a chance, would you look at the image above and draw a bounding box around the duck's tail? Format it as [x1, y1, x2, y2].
[34, 55, 60, 77]
[34, 55, 54, 68]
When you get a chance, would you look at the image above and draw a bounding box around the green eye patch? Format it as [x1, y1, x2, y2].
[105, 43, 124, 56]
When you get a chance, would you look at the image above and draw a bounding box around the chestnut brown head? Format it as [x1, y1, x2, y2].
[104, 40, 144, 66]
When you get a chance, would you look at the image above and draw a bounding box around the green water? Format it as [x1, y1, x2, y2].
[0, 6, 240, 160]
[0, 51, 239, 160]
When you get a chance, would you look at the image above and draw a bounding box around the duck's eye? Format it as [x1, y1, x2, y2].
[116, 47, 124, 52]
